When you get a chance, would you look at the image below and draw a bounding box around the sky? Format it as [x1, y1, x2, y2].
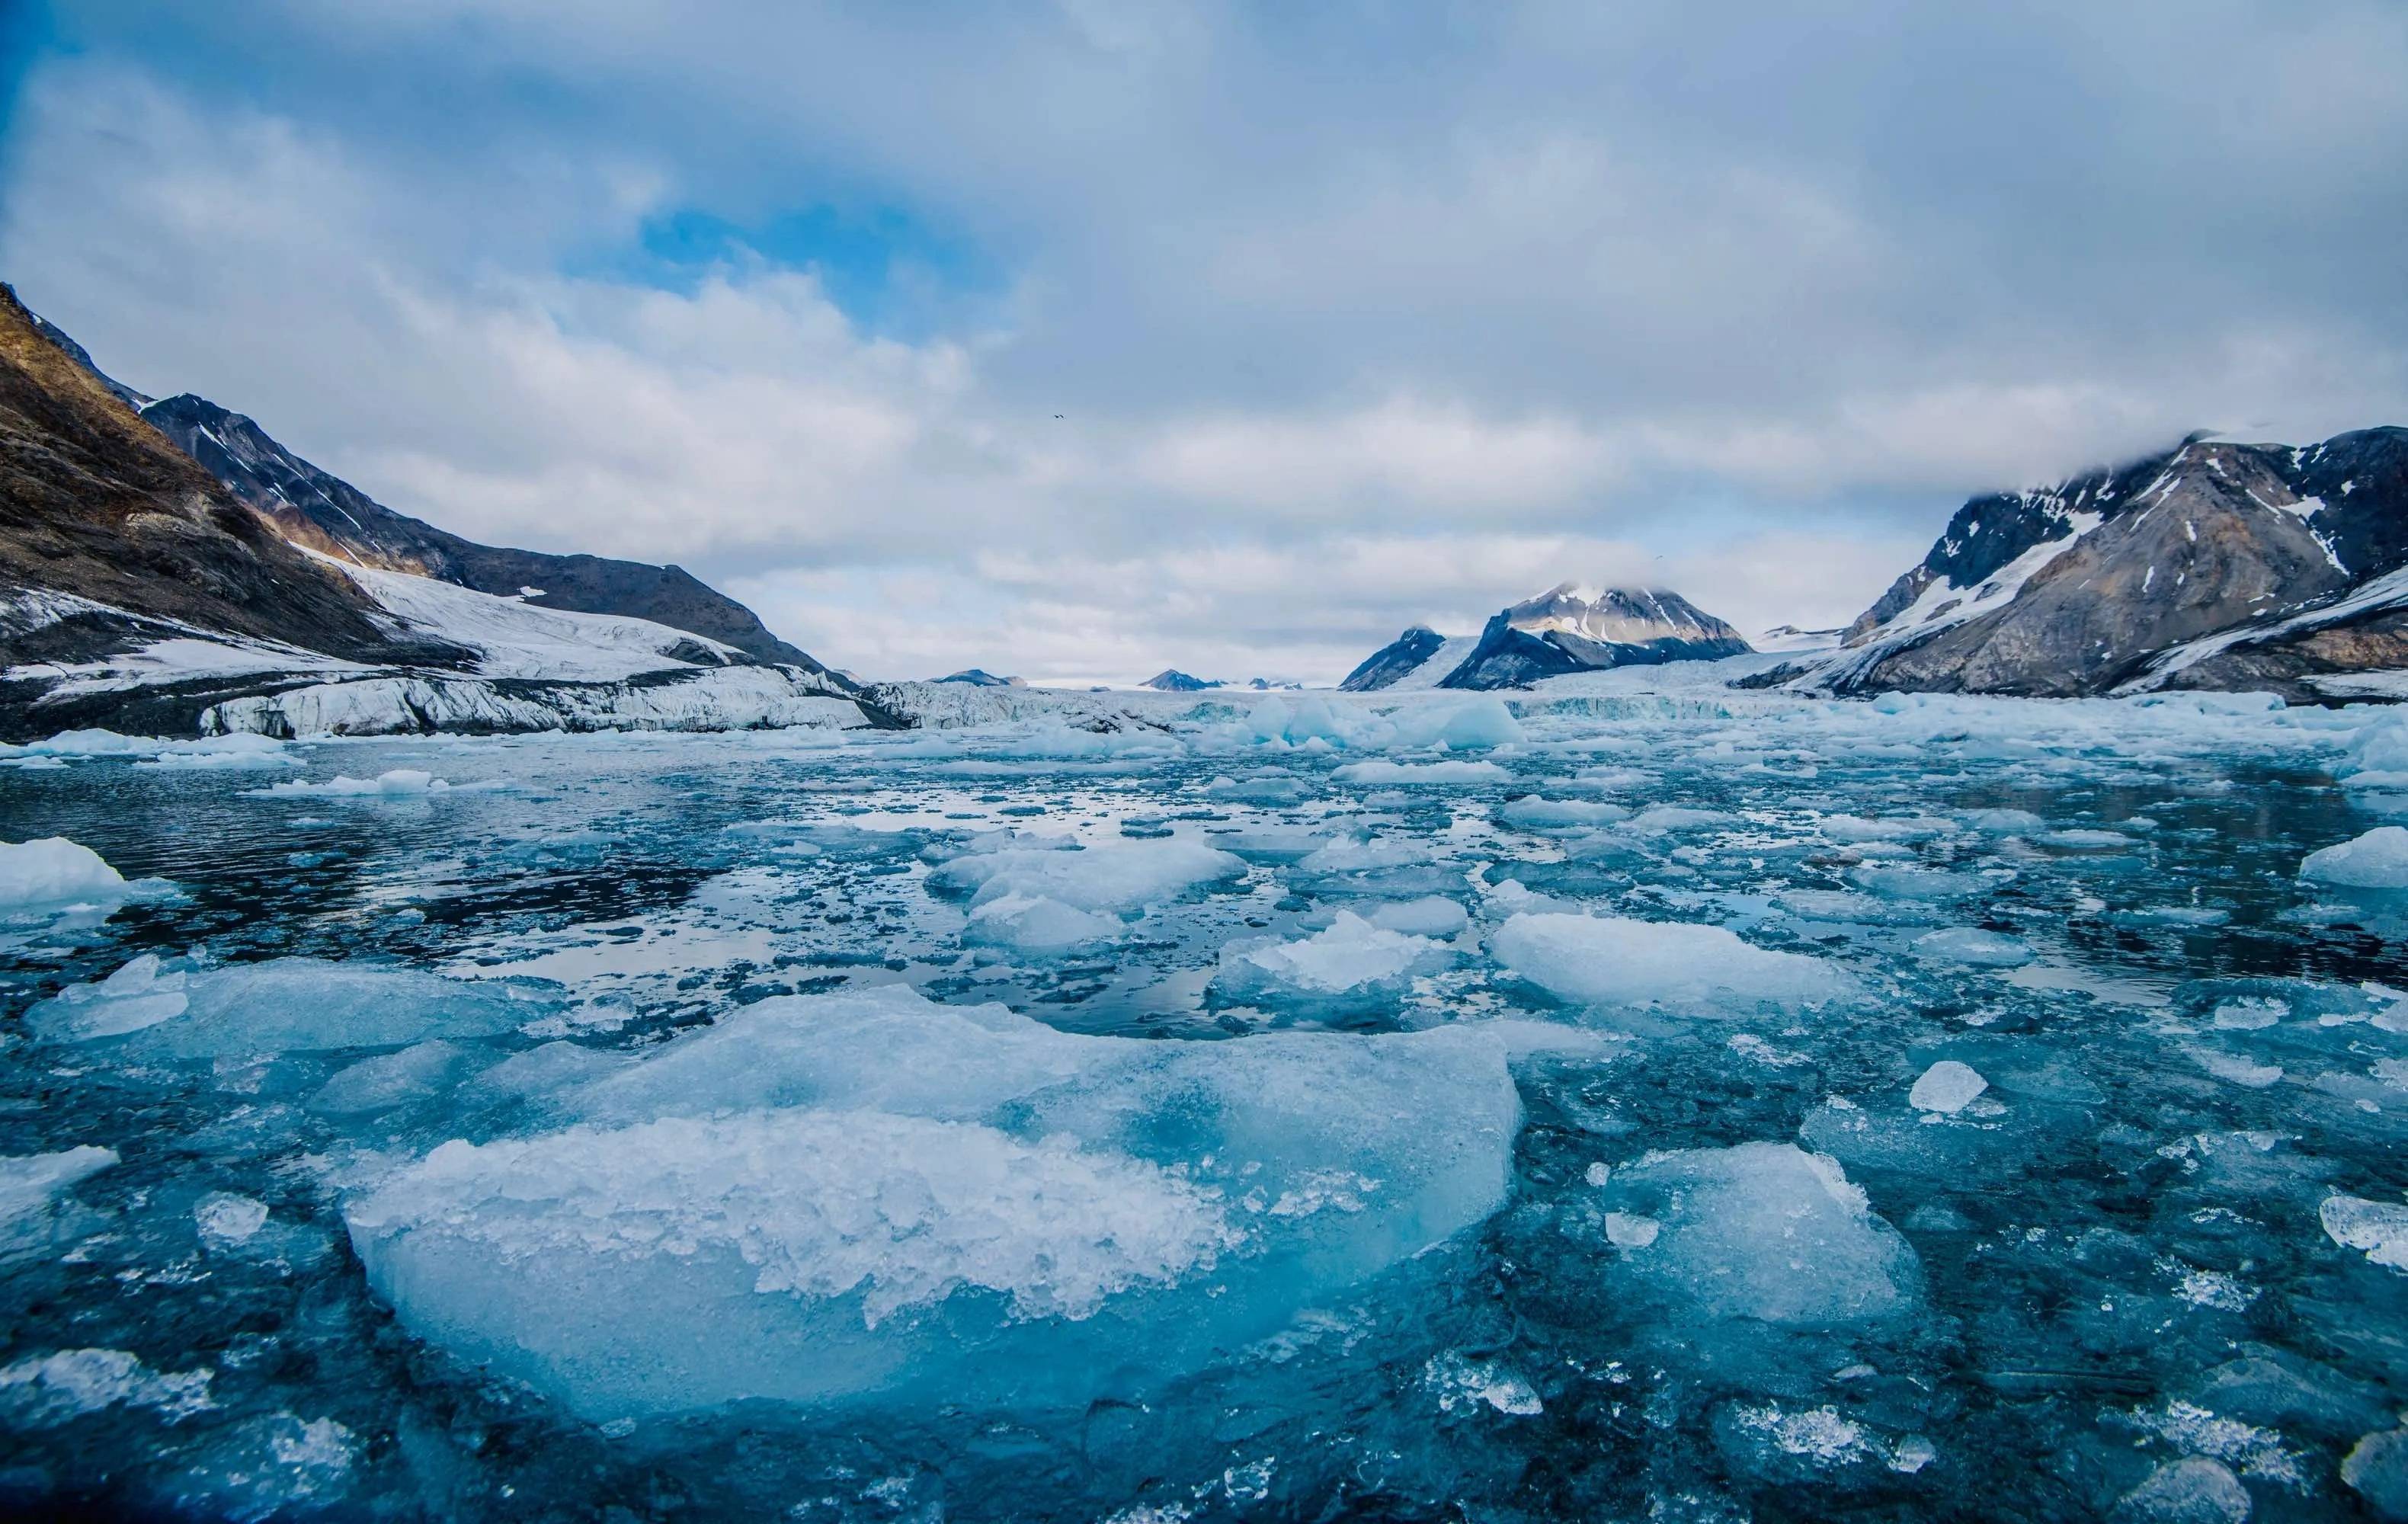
[4, 2, 2406, 685]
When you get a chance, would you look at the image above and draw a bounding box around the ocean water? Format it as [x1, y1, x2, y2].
[1, 684, 2405, 1522]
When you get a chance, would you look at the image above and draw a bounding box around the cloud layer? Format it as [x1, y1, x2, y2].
[5, 2, 2405, 681]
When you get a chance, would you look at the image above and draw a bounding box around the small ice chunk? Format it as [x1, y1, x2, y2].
[1216, 911, 1449, 1001]
[1912, 928, 2033, 967]
[1603, 1212, 1660, 1247]
[2301, 826, 2408, 888]
[2320, 1194, 2408, 1271]
[1907, 1061, 1989, 1115]
[195, 1192, 271, 1247]
[1497, 797, 1629, 831]
[1331, 759, 1507, 785]
[1366, 897, 1469, 938]
[930, 840, 1244, 915]
[0, 837, 126, 908]
[0, 1146, 117, 1224]
[2190, 1048, 2284, 1090]
[29, 957, 542, 1058]
[0, 1349, 214, 1428]
[2342, 1429, 2408, 1520]
[1597, 1143, 1917, 1326]
[1491, 912, 1856, 1013]
[962, 893, 1123, 955]
[1423, 1351, 1543, 1415]
[2115, 1457, 2250, 1523]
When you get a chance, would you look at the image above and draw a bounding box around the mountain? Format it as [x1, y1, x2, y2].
[1142, 670, 1221, 692]
[1435, 584, 1752, 690]
[1761, 429, 2408, 700]
[136, 394, 824, 671]
[933, 668, 1025, 687]
[0, 289, 889, 738]
[1756, 624, 1843, 653]
[1340, 626, 1448, 691]
[0, 283, 451, 694]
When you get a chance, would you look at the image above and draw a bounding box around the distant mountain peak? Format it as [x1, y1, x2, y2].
[933, 668, 1025, 687]
[1142, 669, 1222, 692]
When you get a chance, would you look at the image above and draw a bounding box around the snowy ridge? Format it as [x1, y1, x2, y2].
[203, 668, 870, 738]
[1382, 634, 1481, 690]
[2121, 562, 2408, 695]
[334, 560, 748, 683]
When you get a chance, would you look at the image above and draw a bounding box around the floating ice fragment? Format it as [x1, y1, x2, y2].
[2301, 827, 2408, 888]
[0, 1349, 214, 1428]
[29, 956, 538, 1057]
[1912, 928, 2033, 967]
[1491, 913, 1856, 1013]
[311, 1039, 482, 1116]
[2320, 1194, 2408, 1271]
[930, 840, 1245, 915]
[1331, 759, 1507, 785]
[2189, 1048, 2284, 1090]
[2343, 1429, 2408, 1520]
[1603, 1212, 1660, 1247]
[1907, 1060, 1989, 1115]
[1423, 1351, 1543, 1416]
[344, 985, 1566, 1418]
[0, 1146, 117, 1224]
[1496, 797, 1629, 830]
[2116, 1458, 2251, 1523]
[962, 893, 1124, 955]
[1215, 911, 1449, 1004]
[254, 768, 453, 799]
[194, 1193, 270, 1247]
[1596, 1143, 1917, 1326]
[0, 837, 126, 908]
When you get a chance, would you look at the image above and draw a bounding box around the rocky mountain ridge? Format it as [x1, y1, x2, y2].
[1344, 584, 1752, 691]
[1756, 429, 2408, 700]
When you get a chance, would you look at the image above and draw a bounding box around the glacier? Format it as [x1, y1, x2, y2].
[0, 659, 2406, 1520]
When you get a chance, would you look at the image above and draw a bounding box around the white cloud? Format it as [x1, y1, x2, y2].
[5, 0, 2407, 680]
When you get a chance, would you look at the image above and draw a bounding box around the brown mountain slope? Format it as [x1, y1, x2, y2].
[0, 282, 443, 666]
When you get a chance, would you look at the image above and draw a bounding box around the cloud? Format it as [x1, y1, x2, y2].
[5, 3, 2406, 679]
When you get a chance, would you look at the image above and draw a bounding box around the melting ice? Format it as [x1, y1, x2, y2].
[0, 675, 2406, 1519]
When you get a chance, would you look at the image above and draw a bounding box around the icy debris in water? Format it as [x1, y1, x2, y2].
[32, 954, 187, 1039]
[1583, 1162, 1612, 1187]
[2188, 1048, 2283, 1090]
[1603, 1212, 1660, 1247]
[1215, 912, 1449, 1001]
[1623, 805, 1734, 836]
[1491, 912, 1856, 1013]
[30, 956, 540, 1057]
[0, 1349, 214, 1427]
[1423, 1351, 1542, 1415]
[2160, 1260, 2258, 1312]
[1850, 864, 1988, 900]
[1907, 1061, 1989, 1115]
[1497, 797, 1629, 830]
[0, 1145, 117, 1224]
[2320, 1194, 2408, 1271]
[2038, 828, 2134, 851]
[2300, 826, 2408, 888]
[178, 1413, 358, 1520]
[341, 985, 1567, 1418]
[0, 837, 126, 908]
[2116, 1457, 2251, 1523]
[1912, 928, 2033, 967]
[1330, 759, 1507, 785]
[2211, 997, 2287, 1030]
[1961, 808, 2046, 834]
[1724, 1403, 1875, 1465]
[1597, 1143, 1917, 1326]
[930, 840, 1245, 915]
[1296, 836, 1432, 875]
[195, 1192, 270, 1247]
[962, 893, 1124, 955]
[1365, 896, 1468, 937]
[255, 768, 454, 798]
[2129, 1400, 2307, 1489]
[1820, 813, 1948, 843]
[2343, 1429, 2408, 1520]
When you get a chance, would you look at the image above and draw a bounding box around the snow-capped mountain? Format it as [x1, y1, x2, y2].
[1346, 585, 1750, 692]
[1758, 428, 2408, 699]
[1142, 669, 1221, 692]
[0, 287, 889, 738]
[136, 393, 824, 671]
[932, 669, 1026, 687]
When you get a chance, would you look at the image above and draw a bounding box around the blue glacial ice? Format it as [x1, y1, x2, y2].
[1, 680, 2406, 1519]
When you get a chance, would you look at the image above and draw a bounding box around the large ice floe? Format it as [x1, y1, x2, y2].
[8, 664, 2408, 1518]
[341, 985, 1563, 1420]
